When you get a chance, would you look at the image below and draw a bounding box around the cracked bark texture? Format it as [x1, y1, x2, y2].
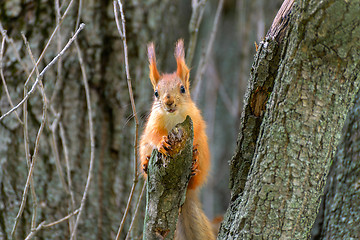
[219, 0, 360, 239]
[143, 116, 193, 240]
[310, 90, 360, 240]
[228, 0, 294, 201]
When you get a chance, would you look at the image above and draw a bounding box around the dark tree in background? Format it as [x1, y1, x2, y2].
[0, 1, 192, 239]
[1, 0, 359, 239]
[311, 92, 360, 239]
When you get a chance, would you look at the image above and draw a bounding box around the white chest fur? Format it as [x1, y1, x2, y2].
[163, 112, 186, 132]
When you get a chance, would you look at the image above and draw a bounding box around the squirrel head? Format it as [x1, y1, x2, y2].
[147, 39, 191, 115]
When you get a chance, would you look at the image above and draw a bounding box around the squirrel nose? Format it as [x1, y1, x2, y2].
[165, 99, 174, 107]
[164, 94, 174, 107]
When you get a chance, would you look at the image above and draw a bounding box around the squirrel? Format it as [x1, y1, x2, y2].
[140, 39, 215, 240]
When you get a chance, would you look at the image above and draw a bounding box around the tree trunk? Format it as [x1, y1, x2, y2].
[311, 90, 360, 239]
[219, 0, 360, 239]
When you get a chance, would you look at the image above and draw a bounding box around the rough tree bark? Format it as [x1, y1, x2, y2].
[228, 0, 294, 200]
[143, 116, 194, 240]
[219, 0, 360, 239]
[311, 90, 360, 239]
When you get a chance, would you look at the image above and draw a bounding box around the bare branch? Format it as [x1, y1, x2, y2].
[115, 181, 138, 240]
[113, 1, 140, 238]
[51, 7, 76, 234]
[49, 118, 69, 193]
[24, 222, 46, 240]
[43, 209, 80, 228]
[24, 209, 80, 240]
[59, 121, 76, 211]
[192, 0, 224, 101]
[0, 23, 85, 122]
[51, 0, 64, 104]
[11, 63, 48, 239]
[23, 0, 76, 86]
[70, 38, 96, 240]
[21, 34, 33, 240]
[125, 181, 146, 240]
[10, 21, 85, 238]
[113, 2, 124, 38]
[21, 32, 44, 231]
[21, 33, 46, 102]
[186, 0, 208, 66]
[75, 0, 83, 31]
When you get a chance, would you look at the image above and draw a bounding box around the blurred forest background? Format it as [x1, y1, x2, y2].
[0, 0, 285, 239]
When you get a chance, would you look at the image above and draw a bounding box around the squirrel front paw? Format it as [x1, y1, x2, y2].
[142, 156, 150, 174]
[157, 135, 172, 156]
[191, 144, 199, 176]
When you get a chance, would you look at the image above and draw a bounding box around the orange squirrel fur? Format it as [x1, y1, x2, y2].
[140, 39, 215, 239]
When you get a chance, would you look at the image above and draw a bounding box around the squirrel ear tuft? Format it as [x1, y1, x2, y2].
[148, 42, 160, 88]
[175, 39, 190, 90]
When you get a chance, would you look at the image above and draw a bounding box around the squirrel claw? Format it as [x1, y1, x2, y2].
[191, 145, 199, 176]
[158, 136, 171, 155]
[142, 156, 150, 173]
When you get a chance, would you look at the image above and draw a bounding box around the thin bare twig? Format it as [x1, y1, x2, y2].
[21, 34, 32, 240]
[116, 0, 139, 171]
[125, 181, 146, 240]
[116, 183, 137, 240]
[24, 16, 74, 232]
[219, 81, 237, 118]
[11, 63, 47, 239]
[0, 23, 85, 122]
[11, 22, 84, 238]
[22, 0, 76, 88]
[0, 30, 34, 208]
[113, 1, 140, 239]
[186, 0, 208, 66]
[2, 26, 76, 236]
[54, 9, 85, 235]
[51, 0, 64, 104]
[192, 0, 224, 101]
[43, 209, 79, 228]
[0, 32, 23, 124]
[2, 24, 68, 188]
[70, 38, 96, 240]
[21, 32, 45, 231]
[51, 6, 76, 236]
[49, 0, 70, 203]
[59, 121, 77, 232]
[0, 27, 32, 162]
[24, 222, 46, 240]
[113, 3, 124, 38]
[75, 0, 83, 31]
[49, 117, 68, 193]
[24, 209, 80, 240]
[21, 33, 47, 105]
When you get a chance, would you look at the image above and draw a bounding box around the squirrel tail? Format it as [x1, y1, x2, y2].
[175, 189, 216, 240]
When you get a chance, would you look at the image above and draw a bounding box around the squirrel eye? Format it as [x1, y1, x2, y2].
[154, 90, 159, 98]
[180, 85, 186, 94]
